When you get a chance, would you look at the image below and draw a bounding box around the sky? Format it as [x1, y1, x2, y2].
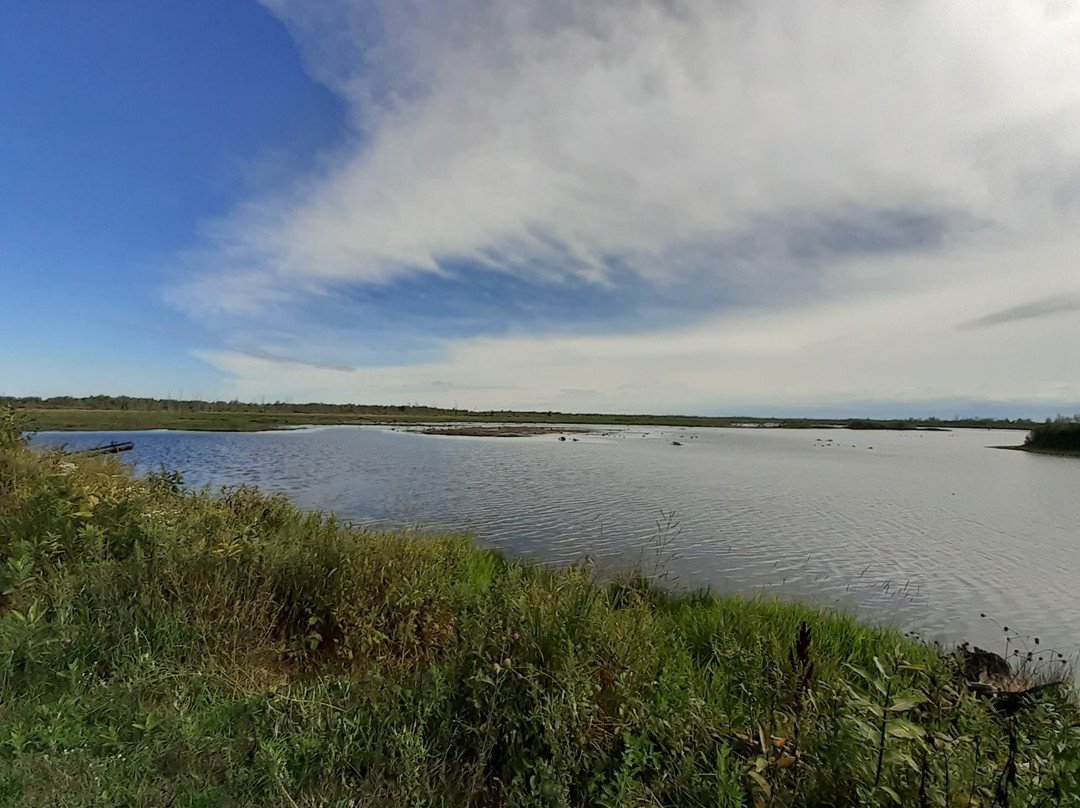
[2, 0, 1080, 418]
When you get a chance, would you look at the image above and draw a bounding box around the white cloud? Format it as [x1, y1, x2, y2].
[198, 232, 1080, 414]
[181, 0, 1080, 411]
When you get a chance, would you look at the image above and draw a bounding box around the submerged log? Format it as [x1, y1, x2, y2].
[68, 441, 134, 456]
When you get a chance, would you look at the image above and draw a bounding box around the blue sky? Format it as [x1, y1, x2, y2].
[1, 2, 341, 396]
[3, 1, 1080, 417]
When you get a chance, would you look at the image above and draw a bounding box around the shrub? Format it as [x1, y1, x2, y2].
[1025, 415, 1080, 451]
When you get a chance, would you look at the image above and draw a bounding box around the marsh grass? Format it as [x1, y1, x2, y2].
[1, 412, 1078, 806]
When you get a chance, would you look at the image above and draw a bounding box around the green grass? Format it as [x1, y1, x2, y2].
[22, 407, 388, 433]
[1, 409, 1078, 806]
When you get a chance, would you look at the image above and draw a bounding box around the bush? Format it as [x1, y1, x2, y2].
[0, 406, 30, 451]
[1025, 415, 1080, 451]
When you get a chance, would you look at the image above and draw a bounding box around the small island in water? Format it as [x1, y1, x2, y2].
[997, 416, 1080, 457]
[416, 425, 591, 438]
[1023, 417, 1080, 455]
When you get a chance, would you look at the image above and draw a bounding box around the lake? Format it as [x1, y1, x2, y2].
[34, 425, 1080, 659]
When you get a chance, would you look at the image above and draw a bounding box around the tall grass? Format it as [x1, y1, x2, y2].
[1, 410, 1078, 806]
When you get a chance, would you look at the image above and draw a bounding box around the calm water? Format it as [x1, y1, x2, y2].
[35, 425, 1080, 656]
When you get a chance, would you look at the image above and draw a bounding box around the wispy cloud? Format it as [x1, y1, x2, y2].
[175, 1, 1080, 309]
[228, 347, 357, 373]
[959, 294, 1080, 330]
[176, 0, 1080, 411]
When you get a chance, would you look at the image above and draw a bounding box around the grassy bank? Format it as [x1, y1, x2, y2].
[1023, 418, 1080, 456]
[4, 395, 1037, 433]
[1, 415, 1078, 806]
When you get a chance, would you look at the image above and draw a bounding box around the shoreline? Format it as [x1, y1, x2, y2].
[20, 411, 1026, 435]
[6, 400, 1035, 434]
[992, 444, 1080, 458]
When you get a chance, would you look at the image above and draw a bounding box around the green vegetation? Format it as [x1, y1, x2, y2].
[2, 395, 1038, 433]
[1024, 416, 1080, 455]
[1, 408, 1077, 805]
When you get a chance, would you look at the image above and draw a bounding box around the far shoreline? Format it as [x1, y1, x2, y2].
[11, 402, 1037, 435]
